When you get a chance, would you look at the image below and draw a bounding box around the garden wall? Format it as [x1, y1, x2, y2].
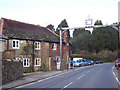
[2, 60, 23, 84]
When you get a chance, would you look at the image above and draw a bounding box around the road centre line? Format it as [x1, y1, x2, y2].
[77, 74, 85, 80]
[63, 82, 73, 88]
[17, 67, 86, 88]
[16, 70, 75, 88]
[63, 74, 85, 88]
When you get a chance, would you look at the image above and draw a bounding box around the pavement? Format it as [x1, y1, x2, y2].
[1, 68, 74, 89]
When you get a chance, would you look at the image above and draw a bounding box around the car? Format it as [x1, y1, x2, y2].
[73, 60, 81, 67]
[115, 58, 120, 67]
[79, 59, 86, 66]
[85, 60, 94, 66]
[95, 60, 103, 64]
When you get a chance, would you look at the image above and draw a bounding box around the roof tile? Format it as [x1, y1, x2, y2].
[2, 18, 59, 42]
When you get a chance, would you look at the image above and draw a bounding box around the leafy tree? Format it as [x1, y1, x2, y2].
[90, 27, 118, 52]
[94, 20, 103, 25]
[46, 24, 55, 32]
[71, 29, 91, 53]
[56, 19, 70, 41]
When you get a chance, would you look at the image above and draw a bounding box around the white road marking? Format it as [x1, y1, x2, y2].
[63, 82, 73, 88]
[63, 74, 85, 88]
[77, 74, 85, 80]
[112, 66, 120, 85]
[16, 67, 88, 88]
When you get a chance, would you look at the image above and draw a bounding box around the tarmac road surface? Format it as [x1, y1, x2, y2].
[16, 63, 119, 89]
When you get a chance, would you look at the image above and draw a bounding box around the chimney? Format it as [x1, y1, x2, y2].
[63, 31, 68, 43]
[0, 18, 4, 35]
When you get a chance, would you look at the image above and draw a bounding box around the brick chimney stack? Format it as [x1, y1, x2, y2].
[63, 31, 68, 43]
[0, 18, 4, 35]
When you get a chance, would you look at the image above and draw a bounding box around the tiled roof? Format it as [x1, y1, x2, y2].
[2, 18, 59, 42]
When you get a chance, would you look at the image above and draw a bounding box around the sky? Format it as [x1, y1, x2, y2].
[0, 0, 119, 33]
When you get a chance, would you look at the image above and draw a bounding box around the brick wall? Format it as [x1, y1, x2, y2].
[49, 43, 60, 56]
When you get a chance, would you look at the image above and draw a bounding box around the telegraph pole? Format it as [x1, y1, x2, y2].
[59, 24, 119, 71]
[118, 1, 120, 58]
[60, 28, 63, 71]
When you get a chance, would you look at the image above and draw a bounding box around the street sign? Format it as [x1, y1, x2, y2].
[85, 16, 93, 33]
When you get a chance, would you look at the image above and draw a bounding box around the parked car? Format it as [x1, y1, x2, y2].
[85, 60, 94, 66]
[95, 60, 103, 64]
[115, 58, 120, 67]
[79, 59, 86, 66]
[73, 61, 81, 67]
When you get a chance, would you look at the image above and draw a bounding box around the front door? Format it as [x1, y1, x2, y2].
[56, 56, 60, 70]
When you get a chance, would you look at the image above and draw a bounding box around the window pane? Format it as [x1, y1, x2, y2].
[52, 44, 54, 49]
[26, 59, 28, 66]
[24, 59, 26, 66]
[35, 43, 37, 48]
[55, 44, 57, 49]
[36, 59, 38, 65]
[13, 41, 15, 47]
[35, 42, 40, 49]
[16, 41, 18, 47]
[38, 43, 39, 48]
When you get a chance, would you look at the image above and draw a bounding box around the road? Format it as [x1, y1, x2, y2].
[16, 63, 119, 89]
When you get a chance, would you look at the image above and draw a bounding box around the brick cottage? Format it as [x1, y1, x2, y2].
[0, 18, 71, 72]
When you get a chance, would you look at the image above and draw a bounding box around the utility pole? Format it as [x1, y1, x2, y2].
[60, 28, 63, 71]
[59, 24, 119, 71]
[118, 1, 120, 58]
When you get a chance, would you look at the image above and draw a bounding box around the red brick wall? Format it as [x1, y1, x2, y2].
[49, 43, 60, 56]
[49, 42, 70, 70]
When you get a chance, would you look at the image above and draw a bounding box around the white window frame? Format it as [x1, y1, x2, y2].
[23, 58, 30, 67]
[52, 43, 57, 51]
[35, 42, 40, 50]
[16, 57, 21, 61]
[35, 58, 41, 66]
[12, 40, 19, 49]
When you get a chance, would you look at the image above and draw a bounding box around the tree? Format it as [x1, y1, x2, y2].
[71, 29, 91, 53]
[56, 19, 70, 41]
[90, 27, 118, 52]
[46, 24, 55, 32]
[94, 20, 103, 25]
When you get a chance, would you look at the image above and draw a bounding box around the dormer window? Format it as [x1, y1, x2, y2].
[12, 40, 19, 49]
[52, 43, 57, 51]
[35, 42, 40, 50]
